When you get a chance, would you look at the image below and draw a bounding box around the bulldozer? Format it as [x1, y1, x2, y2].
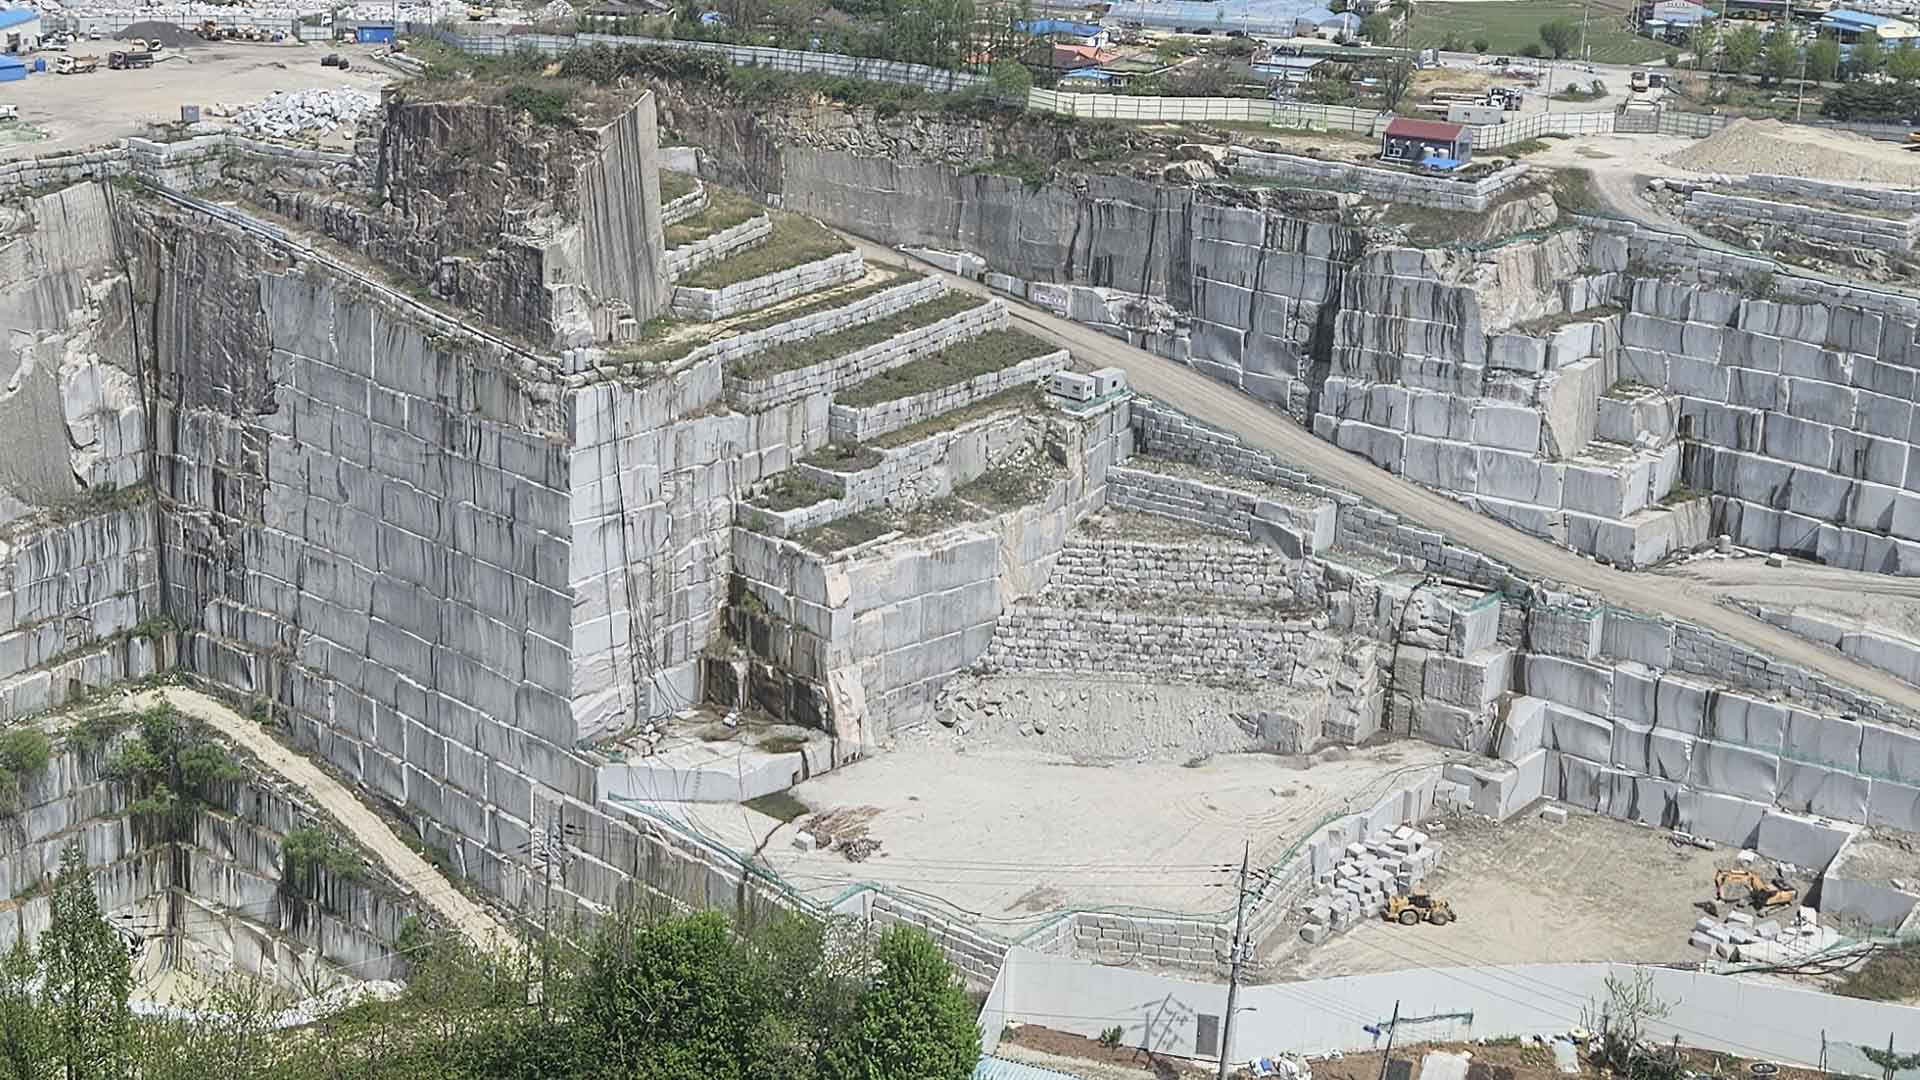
[1713, 868, 1798, 913]
[1384, 892, 1455, 926]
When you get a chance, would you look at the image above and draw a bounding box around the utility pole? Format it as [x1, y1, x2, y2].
[1217, 842, 1250, 1080]
[1376, 1001, 1403, 1080]
[1580, 0, 1593, 64]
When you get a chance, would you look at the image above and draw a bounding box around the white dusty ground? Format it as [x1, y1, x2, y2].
[744, 737, 1458, 931]
[1273, 808, 1730, 980]
[3, 44, 392, 160]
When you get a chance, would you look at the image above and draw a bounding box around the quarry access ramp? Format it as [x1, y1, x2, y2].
[842, 236, 1920, 720]
[129, 686, 520, 952]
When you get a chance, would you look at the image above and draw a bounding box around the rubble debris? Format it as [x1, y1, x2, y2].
[230, 88, 379, 141]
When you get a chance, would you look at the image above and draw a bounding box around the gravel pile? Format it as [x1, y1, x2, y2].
[115, 20, 201, 45]
[1665, 118, 1920, 185]
[232, 88, 380, 140]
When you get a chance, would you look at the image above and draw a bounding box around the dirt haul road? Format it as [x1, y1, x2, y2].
[841, 236, 1920, 719]
[129, 685, 518, 951]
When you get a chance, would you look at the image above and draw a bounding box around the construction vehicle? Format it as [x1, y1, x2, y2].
[1713, 868, 1799, 913]
[1384, 892, 1455, 926]
[107, 49, 153, 69]
[196, 20, 223, 40]
[55, 53, 98, 73]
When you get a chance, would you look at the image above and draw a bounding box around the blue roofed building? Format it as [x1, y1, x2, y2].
[1820, 9, 1920, 42]
[0, 7, 42, 53]
[1104, 0, 1322, 37]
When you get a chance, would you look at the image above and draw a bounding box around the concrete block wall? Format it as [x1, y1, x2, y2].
[827, 349, 1067, 443]
[0, 507, 165, 721]
[670, 250, 864, 321]
[869, 891, 1009, 987]
[727, 297, 1005, 412]
[983, 606, 1332, 684]
[1680, 191, 1919, 255]
[1733, 174, 1920, 216]
[1072, 912, 1228, 972]
[663, 213, 772, 282]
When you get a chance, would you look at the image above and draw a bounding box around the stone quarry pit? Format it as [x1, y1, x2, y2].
[5, 35, 1920, 1047]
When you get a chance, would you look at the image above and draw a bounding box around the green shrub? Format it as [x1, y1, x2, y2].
[502, 83, 576, 127]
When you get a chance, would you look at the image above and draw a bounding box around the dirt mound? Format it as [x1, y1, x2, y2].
[115, 21, 200, 47]
[1664, 117, 1919, 185]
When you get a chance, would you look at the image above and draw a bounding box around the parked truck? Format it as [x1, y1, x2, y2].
[55, 53, 98, 73]
[107, 49, 153, 69]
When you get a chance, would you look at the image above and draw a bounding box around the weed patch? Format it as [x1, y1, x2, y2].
[678, 213, 851, 290]
[836, 330, 1053, 408]
[729, 292, 985, 381]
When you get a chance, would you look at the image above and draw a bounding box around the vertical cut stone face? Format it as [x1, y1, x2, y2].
[135, 206, 583, 881]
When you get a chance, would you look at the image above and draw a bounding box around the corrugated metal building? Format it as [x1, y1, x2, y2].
[1104, 0, 1321, 36]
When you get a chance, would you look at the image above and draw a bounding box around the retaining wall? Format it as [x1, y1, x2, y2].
[826, 348, 1067, 442]
[671, 249, 864, 321]
[983, 606, 1328, 683]
[663, 213, 771, 281]
[1047, 536, 1299, 602]
[728, 297, 1006, 412]
[1104, 465, 1335, 558]
[1681, 191, 1919, 254]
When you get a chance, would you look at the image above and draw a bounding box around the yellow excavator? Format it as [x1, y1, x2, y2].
[1713, 868, 1798, 913]
[1384, 892, 1455, 926]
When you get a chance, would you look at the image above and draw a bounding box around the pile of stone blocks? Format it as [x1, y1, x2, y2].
[1297, 826, 1441, 944]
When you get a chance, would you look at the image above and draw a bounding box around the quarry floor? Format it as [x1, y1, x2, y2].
[3, 43, 392, 160]
[1659, 553, 1920, 646]
[634, 737, 1457, 932]
[852, 234, 1920, 718]
[1272, 809, 1728, 981]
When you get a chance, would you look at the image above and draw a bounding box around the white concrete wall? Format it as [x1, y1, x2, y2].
[993, 949, 1920, 1074]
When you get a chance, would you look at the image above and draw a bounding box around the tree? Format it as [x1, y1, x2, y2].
[0, 938, 49, 1080]
[1808, 36, 1842, 81]
[1359, 11, 1392, 44]
[1381, 54, 1417, 109]
[39, 842, 130, 1080]
[1852, 30, 1883, 78]
[1760, 27, 1798, 85]
[1472, 35, 1490, 53]
[1862, 1042, 1920, 1080]
[987, 59, 1030, 101]
[1586, 971, 1682, 1080]
[1723, 24, 1763, 75]
[824, 926, 980, 1080]
[1539, 16, 1579, 59]
[1889, 41, 1920, 82]
[1689, 21, 1720, 72]
[1519, 41, 1543, 58]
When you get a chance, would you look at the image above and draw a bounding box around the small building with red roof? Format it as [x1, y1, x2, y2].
[1380, 117, 1474, 169]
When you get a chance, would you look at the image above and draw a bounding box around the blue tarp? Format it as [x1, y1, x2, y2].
[0, 7, 37, 30]
[1418, 156, 1467, 171]
[1015, 18, 1104, 37]
[1104, 0, 1321, 35]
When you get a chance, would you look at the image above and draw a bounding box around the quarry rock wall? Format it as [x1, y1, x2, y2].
[124, 199, 587, 893]
[0, 716, 421, 989]
[663, 95, 1920, 575]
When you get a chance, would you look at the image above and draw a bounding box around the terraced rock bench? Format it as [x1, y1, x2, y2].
[659, 170, 707, 227]
[826, 330, 1067, 443]
[673, 249, 863, 322]
[664, 213, 771, 281]
[725, 292, 1006, 412]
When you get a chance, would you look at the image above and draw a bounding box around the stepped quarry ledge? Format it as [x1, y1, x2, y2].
[3, 64, 1920, 1015]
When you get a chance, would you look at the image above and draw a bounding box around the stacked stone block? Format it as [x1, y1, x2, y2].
[1384, 585, 1510, 753]
[727, 295, 1005, 412]
[1073, 912, 1229, 971]
[659, 177, 708, 227]
[1297, 826, 1441, 944]
[1046, 536, 1299, 603]
[657, 275, 943, 384]
[1681, 190, 1920, 255]
[671, 250, 864, 321]
[826, 348, 1067, 443]
[1104, 466, 1334, 558]
[983, 607, 1329, 685]
[663, 213, 772, 281]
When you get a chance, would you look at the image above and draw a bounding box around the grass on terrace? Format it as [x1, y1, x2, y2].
[728, 292, 986, 382]
[869, 384, 1047, 450]
[678, 212, 853, 290]
[728, 270, 921, 334]
[834, 330, 1054, 409]
[748, 472, 836, 512]
[663, 184, 763, 249]
[658, 169, 699, 206]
